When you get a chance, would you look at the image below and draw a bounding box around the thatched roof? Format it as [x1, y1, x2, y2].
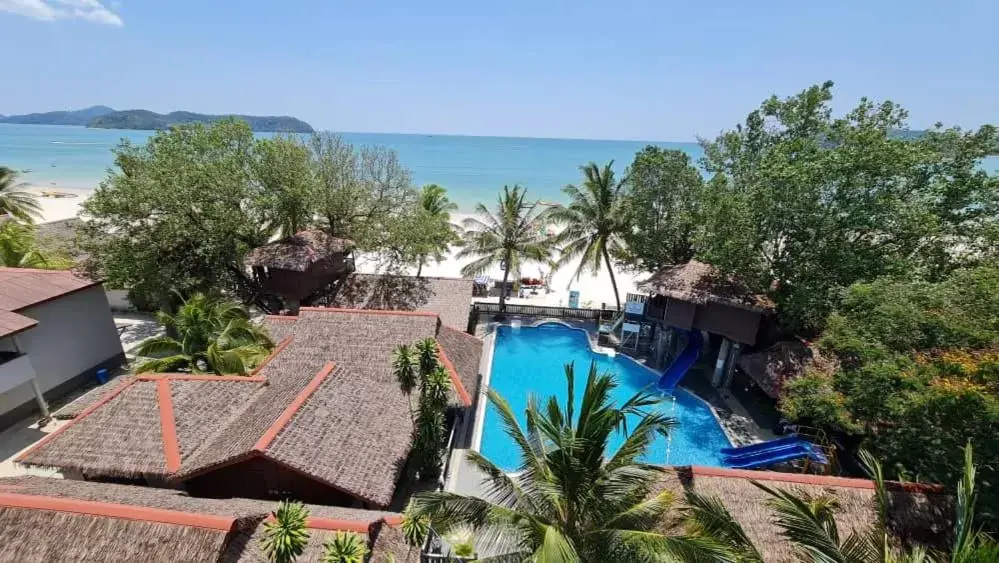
[637, 260, 774, 312]
[0, 476, 411, 562]
[21, 309, 483, 508]
[656, 467, 952, 562]
[244, 230, 355, 272]
[327, 274, 473, 330]
[737, 340, 834, 398]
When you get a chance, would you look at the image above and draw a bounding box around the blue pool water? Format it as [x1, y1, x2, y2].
[480, 324, 732, 470]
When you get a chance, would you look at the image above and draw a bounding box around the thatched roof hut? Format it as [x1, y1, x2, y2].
[244, 230, 355, 272]
[736, 339, 834, 398]
[638, 260, 774, 313]
[0, 476, 414, 562]
[18, 309, 483, 508]
[325, 274, 474, 330]
[656, 466, 952, 562]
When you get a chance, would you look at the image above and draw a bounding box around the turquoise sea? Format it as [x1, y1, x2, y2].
[2, 123, 996, 212]
[0, 123, 700, 211]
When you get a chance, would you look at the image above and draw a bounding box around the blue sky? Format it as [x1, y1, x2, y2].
[1, 0, 996, 141]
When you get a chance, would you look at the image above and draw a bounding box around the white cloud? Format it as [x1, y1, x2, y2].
[0, 0, 123, 26]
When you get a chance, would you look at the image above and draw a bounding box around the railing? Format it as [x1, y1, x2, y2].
[467, 301, 622, 333]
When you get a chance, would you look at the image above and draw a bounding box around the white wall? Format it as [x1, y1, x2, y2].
[0, 286, 123, 418]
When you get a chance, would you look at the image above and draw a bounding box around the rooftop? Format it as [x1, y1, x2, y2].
[637, 260, 774, 312]
[244, 230, 355, 272]
[0, 310, 37, 339]
[0, 267, 101, 312]
[325, 274, 474, 331]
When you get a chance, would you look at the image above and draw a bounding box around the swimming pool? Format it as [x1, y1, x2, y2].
[479, 324, 732, 470]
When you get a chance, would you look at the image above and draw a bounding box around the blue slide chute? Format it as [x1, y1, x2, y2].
[721, 435, 828, 469]
[657, 330, 704, 392]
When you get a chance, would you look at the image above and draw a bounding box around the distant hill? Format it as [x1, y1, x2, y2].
[0, 105, 115, 126]
[88, 110, 314, 133]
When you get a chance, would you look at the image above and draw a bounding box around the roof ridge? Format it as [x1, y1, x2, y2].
[157, 379, 182, 473]
[251, 335, 294, 375]
[253, 362, 337, 452]
[688, 466, 945, 493]
[440, 324, 481, 341]
[436, 342, 471, 407]
[0, 492, 236, 531]
[298, 306, 438, 318]
[136, 374, 266, 382]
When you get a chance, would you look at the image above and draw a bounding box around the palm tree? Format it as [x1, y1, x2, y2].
[0, 221, 69, 269]
[410, 362, 728, 561]
[393, 344, 419, 421]
[549, 161, 629, 311]
[0, 167, 42, 223]
[458, 185, 551, 312]
[684, 443, 997, 562]
[134, 292, 274, 375]
[262, 500, 310, 563]
[414, 184, 459, 277]
[321, 531, 369, 563]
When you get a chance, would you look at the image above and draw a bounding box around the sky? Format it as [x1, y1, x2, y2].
[1, 0, 997, 141]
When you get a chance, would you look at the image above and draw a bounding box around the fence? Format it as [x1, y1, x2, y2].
[467, 301, 619, 333]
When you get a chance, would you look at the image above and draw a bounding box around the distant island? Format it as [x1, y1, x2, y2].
[0, 105, 314, 133]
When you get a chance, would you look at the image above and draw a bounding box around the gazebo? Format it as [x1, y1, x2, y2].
[244, 229, 355, 313]
[636, 260, 774, 389]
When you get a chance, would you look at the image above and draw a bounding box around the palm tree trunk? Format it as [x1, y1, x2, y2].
[417, 260, 423, 277]
[602, 246, 621, 311]
[499, 251, 512, 312]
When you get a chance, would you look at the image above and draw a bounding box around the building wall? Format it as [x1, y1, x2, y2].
[184, 456, 357, 506]
[0, 285, 124, 427]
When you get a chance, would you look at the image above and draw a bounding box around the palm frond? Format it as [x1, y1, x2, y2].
[683, 491, 763, 561]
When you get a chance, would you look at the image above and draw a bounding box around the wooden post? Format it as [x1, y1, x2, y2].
[711, 338, 731, 388]
[722, 342, 741, 390]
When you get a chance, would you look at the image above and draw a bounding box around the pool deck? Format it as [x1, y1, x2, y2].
[446, 321, 775, 500]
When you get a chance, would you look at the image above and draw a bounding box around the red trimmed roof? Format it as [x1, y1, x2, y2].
[437, 344, 471, 407]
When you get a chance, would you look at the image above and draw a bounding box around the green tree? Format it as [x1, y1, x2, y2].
[77, 119, 284, 309]
[411, 338, 451, 480]
[696, 81, 999, 333]
[458, 185, 551, 311]
[0, 221, 71, 269]
[261, 500, 310, 563]
[410, 362, 731, 562]
[382, 185, 459, 276]
[619, 147, 703, 271]
[0, 166, 42, 223]
[254, 135, 316, 237]
[134, 292, 274, 375]
[549, 161, 629, 311]
[321, 531, 369, 563]
[393, 344, 418, 421]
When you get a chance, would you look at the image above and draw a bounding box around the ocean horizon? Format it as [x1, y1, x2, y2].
[0, 123, 703, 211]
[3, 123, 997, 213]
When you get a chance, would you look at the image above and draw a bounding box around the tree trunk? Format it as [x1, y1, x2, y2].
[603, 246, 622, 311]
[499, 251, 512, 312]
[416, 260, 423, 277]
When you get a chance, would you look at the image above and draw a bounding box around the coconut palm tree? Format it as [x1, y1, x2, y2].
[134, 292, 274, 375]
[321, 531, 369, 563]
[549, 161, 629, 311]
[0, 221, 69, 269]
[683, 443, 997, 562]
[0, 167, 42, 223]
[409, 362, 729, 561]
[458, 185, 551, 312]
[262, 500, 310, 563]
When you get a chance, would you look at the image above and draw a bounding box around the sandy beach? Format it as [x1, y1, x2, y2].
[28, 187, 643, 309]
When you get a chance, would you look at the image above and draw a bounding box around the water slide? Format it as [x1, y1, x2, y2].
[599, 311, 625, 334]
[657, 330, 704, 391]
[721, 435, 828, 469]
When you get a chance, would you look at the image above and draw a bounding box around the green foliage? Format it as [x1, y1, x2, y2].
[88, 110, 314, 132]
[261, 500, 310, 563]
[410, 362, 734, 562]
[0, 221, 72, 269]
[320, 531, 368, 563]
[383, 184, 459, 276]
[254, 135, 315, 238]
[405, 338, 451, 480]
[695, 81, 999, 333]
[133, 292, 274, 375]
[549, 161, 629, 310]
[401, 502, 430, 547]
[458, 185, 552, 311]
[0, 166, 42, 223]
[782, 267, 999, 526]
[619, 146, 703, 271]
[393, 344, 419, 397]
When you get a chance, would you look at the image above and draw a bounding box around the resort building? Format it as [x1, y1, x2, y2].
[17, 306, 481, 508]
[0, 268, 124, 430]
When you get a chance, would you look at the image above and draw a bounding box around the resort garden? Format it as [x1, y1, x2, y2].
[9, 80, 995, 558]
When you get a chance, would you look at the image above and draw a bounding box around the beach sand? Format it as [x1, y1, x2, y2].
[29, 192, 644, 308]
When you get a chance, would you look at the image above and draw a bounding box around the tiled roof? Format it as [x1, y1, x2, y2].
[0, 310, 37, 339]
[327, 274, 473, 330]
[24, 309, 484, 508]
[0, 267, 101, 312]
[0, 476, 411, 562]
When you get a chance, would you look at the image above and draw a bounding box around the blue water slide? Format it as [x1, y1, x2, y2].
[720, 435, 804, 456]
[657, 330, 704, 391]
